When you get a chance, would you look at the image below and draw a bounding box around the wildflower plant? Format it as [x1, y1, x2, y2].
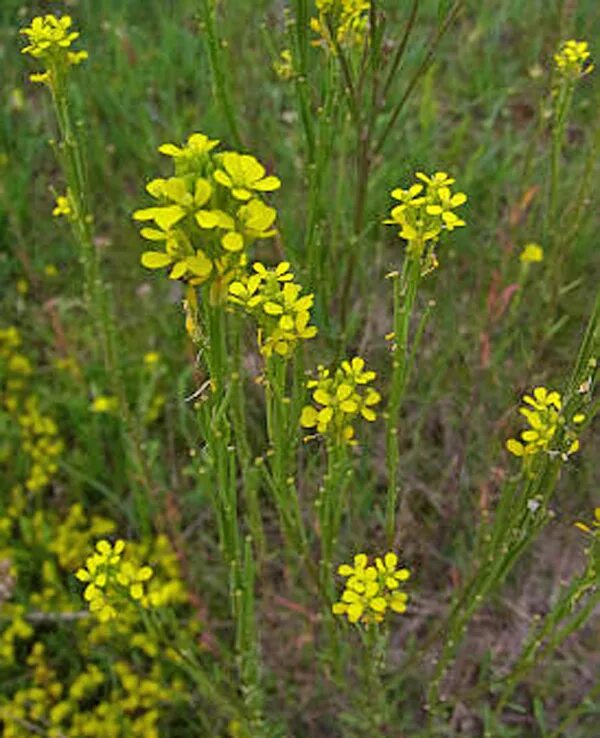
[384, 171, 467, 545]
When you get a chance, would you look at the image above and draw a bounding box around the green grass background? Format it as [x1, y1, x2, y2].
[1, 1, 600, 735]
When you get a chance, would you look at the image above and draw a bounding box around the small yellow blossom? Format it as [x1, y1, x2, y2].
[311, 0, 370, 51]
[554, 39, 593, 80]
[143, 351, 160, 367]
[274, 49, 294, 80]
[506, 386, 583, 459]
[90, 395, 119, 414]
[385, 171, 467, 266]
[158, 132, 220, 174]
[229, 261, 317, 358]
[332, 552, 410, 624]
[75, 539, 154, 622]
[16, 279, 29, 296]
[52, 194, 72, 218]
[213, 152, 281, 201]
[300, 356, 380, 445]
[44, 263, 59, 277]
[520, 242, 544, 263]
[20, 15, 88, 84]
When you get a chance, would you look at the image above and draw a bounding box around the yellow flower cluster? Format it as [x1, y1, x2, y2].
[300, 356, 381, 444]
[0, 640, 184, 738]
[385, 171, 467, 267]
[519, 242, 544, 263]
[506, 386, 584, 459]
[75, 539, 154, 622]
[1, 326, 64, 493]
[52, 193, 73, 218]
[332, 552, 410, 624]
[90, 395, 119, 414]
[229, 261, 318, 358]
[554, 39, 593, 80]
[311, 0, 370, 50]
[134, 132, 280, 305]
[20, 14, 88, 85]
[18, 396, 64, 492]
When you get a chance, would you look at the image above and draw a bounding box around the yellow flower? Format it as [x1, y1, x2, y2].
[214, 152, 281, 201]
[52, 194, 72, 218]
[506, 386, 583, 459]
[311, 0, 370, 51]
[158, 132, 220, 174]
[519, 243, 544, 263]
[90, 395, 119, 414]
[229, 261, 317, 358]
[143, 352, 160, 367]
[385, 171, 467, 264]
[75, 539, 155, 621]
[554, 39, 593, 80]
[300, 356, 380, 445]
[20, 15, 88, 84]
[273, 49, 294, 80]
[332, 551, 410, 624]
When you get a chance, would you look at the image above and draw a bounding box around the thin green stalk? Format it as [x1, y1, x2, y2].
[381, 0, 420, 101]
[360, 624, 390, 736]
[385, 257, 421, 546]
[235, 536, 267, 736]
[373, 0, 464, 157]
[50, 72, 157, 533]
[199, 0, 242, 147]
[263, 355, 309, 560]
[495, 559, 600, 717]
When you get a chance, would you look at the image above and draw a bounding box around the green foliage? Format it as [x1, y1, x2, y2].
[1, 1, 600, 737]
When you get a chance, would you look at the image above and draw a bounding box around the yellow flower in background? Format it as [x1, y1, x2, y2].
[506, 386, 584, 459]
[300, 356, 380, 445]
[143, 352, 160, 367]
[75, 539, 154, 622]
[20, 15, 88, 84]
[52, 194, 72, 218]
[311, 0, 370, 51]
[213, 152, 281, 201]
[229, 261, 317, 358]
[520, 243, 544, 263]
[554, 39, 593, 80]
[332, 552, 410, 624]
[90, 395, 119, 414]
[273, 49, 294, 80]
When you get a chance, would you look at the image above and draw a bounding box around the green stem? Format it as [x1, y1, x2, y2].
[385, 256, 421, 546]
[199, 0, 242, 148]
